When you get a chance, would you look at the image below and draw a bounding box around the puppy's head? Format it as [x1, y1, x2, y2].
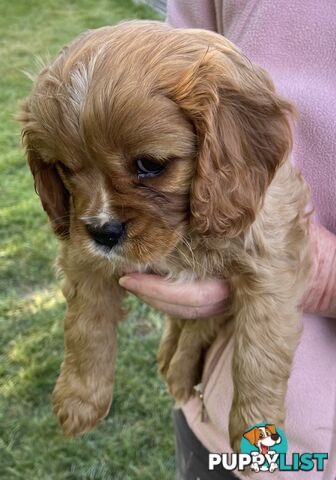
[18, 21, 294, 265]
[244, 425, 281, 452]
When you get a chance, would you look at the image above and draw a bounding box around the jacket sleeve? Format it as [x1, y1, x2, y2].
[166, 0, 217, 31]
[303, 222, 336, 318]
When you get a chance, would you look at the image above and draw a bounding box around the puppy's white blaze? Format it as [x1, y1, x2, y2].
[97, 187, 111, 225]
[68, 63, 91, 115]
[81, 186, 111, 226]
[68, 56, 97, 115]
[96, 211, 111, 225]
[68, 46, 107, 116]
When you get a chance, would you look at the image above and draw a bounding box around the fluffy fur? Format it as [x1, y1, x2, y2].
[18, 21, 311, 452]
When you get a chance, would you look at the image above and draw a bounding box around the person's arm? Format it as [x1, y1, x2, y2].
[167, 0, 217, 31]
[302, 222, 336, 318]
[119, 223, 336, 319]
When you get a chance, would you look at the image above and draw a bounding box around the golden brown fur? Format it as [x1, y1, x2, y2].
[18, 21, 311, 451]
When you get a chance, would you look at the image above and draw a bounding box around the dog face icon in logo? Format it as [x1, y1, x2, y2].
[242, 424, 287, 473]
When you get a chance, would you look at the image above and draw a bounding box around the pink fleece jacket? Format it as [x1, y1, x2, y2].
[167, 2, 336, 478]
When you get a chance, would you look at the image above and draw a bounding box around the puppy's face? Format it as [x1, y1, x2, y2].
[59, 92, 195, 264]
[19, 21, 294, 267]
[244, 425, 281, 454]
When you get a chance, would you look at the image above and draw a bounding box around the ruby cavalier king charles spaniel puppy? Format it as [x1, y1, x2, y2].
[18, 21, 311, 452]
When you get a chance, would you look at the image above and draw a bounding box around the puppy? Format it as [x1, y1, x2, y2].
[18, 21, 311, 451]
[244, 425, 281, 472]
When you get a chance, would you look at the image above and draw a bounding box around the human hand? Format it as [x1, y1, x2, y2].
[302, 222, 336, 318]
[119, 273, 230, 318]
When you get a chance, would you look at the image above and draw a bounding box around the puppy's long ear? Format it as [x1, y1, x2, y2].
[171, 46, 295, 237]
[18, 100, 70, 238]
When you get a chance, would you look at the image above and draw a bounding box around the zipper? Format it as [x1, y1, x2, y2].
[193, 383, 207, 422]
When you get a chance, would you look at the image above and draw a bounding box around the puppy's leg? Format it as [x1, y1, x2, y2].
[228, 274, 303, 452]
[163, 318, 225, 404]
[165, 321, 205, 404]
[157, 317, 183, 377]
[52, 272, 124, 436]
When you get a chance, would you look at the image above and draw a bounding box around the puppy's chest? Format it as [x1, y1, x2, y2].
[150, 242, 234, 282]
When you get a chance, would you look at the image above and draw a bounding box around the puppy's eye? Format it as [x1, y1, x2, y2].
[135, 157, 165, 178]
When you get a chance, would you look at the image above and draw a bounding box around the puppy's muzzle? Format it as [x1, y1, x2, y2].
[86, 221, 126, 249]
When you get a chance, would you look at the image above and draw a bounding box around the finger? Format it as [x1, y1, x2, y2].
[119, 273, 229, 307]
[135, 294, 228, 319]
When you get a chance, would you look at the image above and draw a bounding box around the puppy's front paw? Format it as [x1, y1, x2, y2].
[52, 370, 112, 436]
[165, 359, 201, 405]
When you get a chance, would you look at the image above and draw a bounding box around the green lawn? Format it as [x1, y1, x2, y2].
[0, 1, 176, 479]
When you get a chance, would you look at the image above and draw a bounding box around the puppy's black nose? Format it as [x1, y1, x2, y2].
[86, 221, 126, 249]
[271, 433, 280, 441]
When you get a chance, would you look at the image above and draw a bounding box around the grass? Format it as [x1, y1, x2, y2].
[0, 1, 176, 479]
